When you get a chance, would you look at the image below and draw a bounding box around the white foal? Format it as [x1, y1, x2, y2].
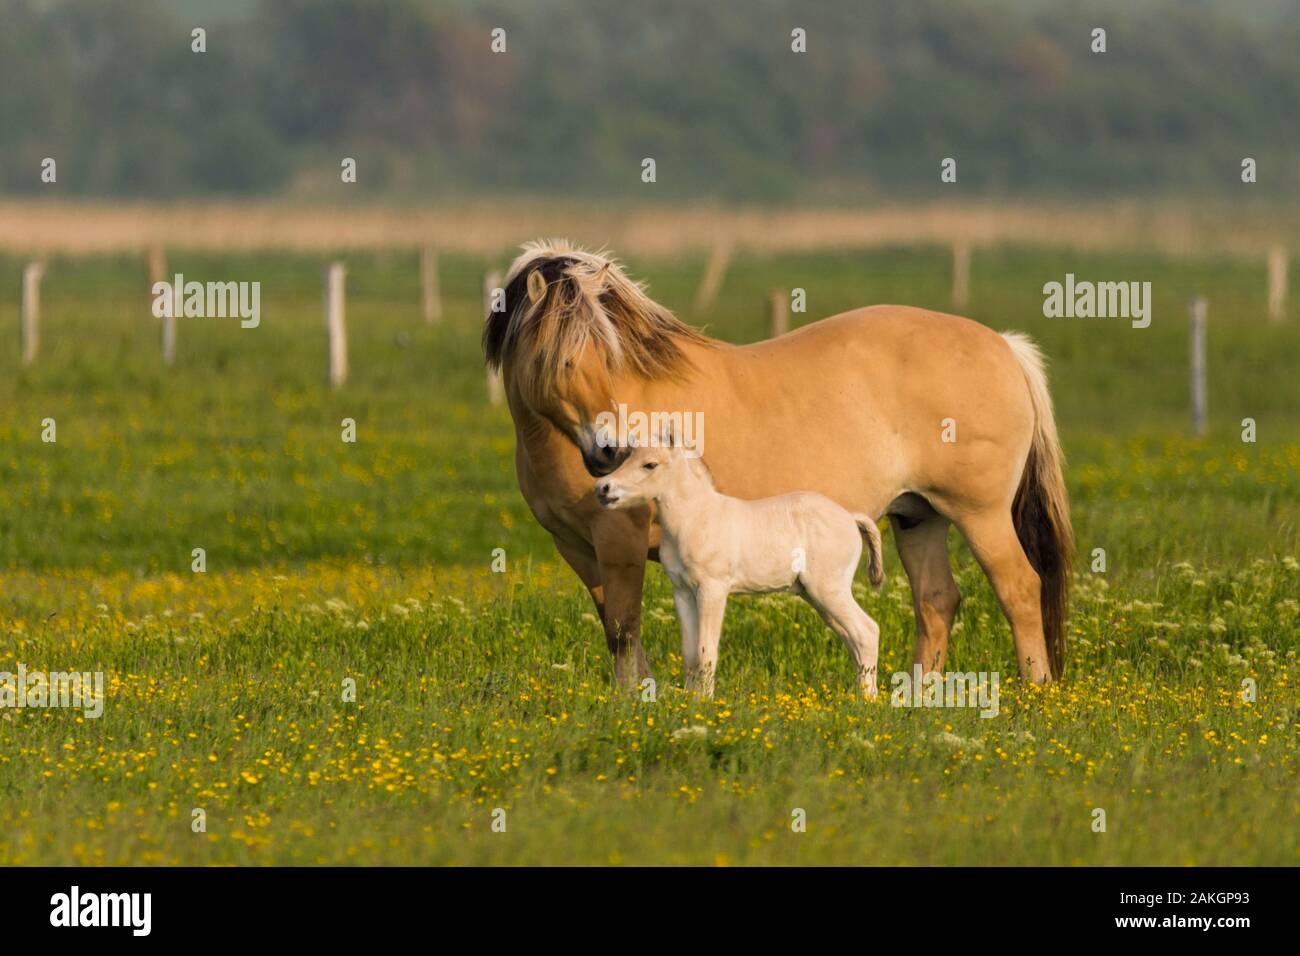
[596, 435, 885, 699]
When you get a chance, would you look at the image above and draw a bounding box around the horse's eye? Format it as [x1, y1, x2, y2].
[642, 461, 658, 471]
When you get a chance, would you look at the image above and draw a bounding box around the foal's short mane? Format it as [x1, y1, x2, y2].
[685, 452, 716, 490]
[483, 240, 712, 403]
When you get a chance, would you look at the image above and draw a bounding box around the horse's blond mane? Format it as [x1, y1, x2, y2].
[483, 239, 711, 404]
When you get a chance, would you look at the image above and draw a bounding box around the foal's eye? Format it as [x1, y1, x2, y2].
[642, 462, 658, 471]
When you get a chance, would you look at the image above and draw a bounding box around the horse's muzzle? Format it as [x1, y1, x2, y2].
[582, 443, 629, 477]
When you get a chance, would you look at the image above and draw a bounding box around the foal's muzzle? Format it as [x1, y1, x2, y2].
[594, 480, 619, 508]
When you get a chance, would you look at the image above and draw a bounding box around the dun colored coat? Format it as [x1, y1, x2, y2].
[484, 240, 1073, 692]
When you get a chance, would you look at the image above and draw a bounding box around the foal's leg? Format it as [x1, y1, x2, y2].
[891, 515, 962, 675]
[953, 511, 1050, 684]
[591, 512, 654, 690]
[672, 587, 700, 690]
[691, 584, 729, 699]
[804, 582, 881, 698]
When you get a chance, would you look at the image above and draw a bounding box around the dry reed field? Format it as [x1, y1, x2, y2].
[3, 199, 1299, 259]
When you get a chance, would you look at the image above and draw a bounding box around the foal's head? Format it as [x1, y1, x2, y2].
[594, 430, 709, 511]
[483, 240, 711, 476]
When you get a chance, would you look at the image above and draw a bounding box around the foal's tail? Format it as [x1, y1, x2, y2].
[853, 516, 886, 590]
[1002, 332, 1074, 680]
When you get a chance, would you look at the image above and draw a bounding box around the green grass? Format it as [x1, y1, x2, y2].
[0, 245, 1295, 864]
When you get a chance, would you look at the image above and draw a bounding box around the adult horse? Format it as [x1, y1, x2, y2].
[484, 240, 1072, 690]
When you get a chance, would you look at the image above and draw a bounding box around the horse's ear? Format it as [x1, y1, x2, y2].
[526, 269, 547, 304]
[659, 418, 676, 448]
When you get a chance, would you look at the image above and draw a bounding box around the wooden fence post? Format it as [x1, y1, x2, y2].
[693, 238, 733, 313]
[1267, 246, 1287, 323]
[484, 269, 504, 405]
[21, 261, 44, 366]
[147, 246, 167, 300]
[1189, 296, 1208, 437]
[325, 262, 348, 388]
[147, 246, 176, 363]
[161, 302, 177, 367]
[769, 289, 789, 338]
[951, 241, 971, 311]
[421, 245, 442, 324]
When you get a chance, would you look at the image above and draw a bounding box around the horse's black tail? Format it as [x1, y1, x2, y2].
[1003, 333, 1074, 680]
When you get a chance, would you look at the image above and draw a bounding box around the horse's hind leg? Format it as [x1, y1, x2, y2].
[891, 515, 961, 675]
[953, 511, 1050, 684]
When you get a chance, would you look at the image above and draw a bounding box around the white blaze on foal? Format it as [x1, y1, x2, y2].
[596, 432, 885, 698]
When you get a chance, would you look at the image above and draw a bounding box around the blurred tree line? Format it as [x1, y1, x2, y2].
[2, 0, 1299, 200]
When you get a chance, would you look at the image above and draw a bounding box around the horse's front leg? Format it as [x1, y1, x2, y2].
[592, 510, 653, 691]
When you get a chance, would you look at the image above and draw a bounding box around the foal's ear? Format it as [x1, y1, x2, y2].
[658, 419, 677, 448]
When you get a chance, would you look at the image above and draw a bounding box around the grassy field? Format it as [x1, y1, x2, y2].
[0, 244, 1296, 865]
